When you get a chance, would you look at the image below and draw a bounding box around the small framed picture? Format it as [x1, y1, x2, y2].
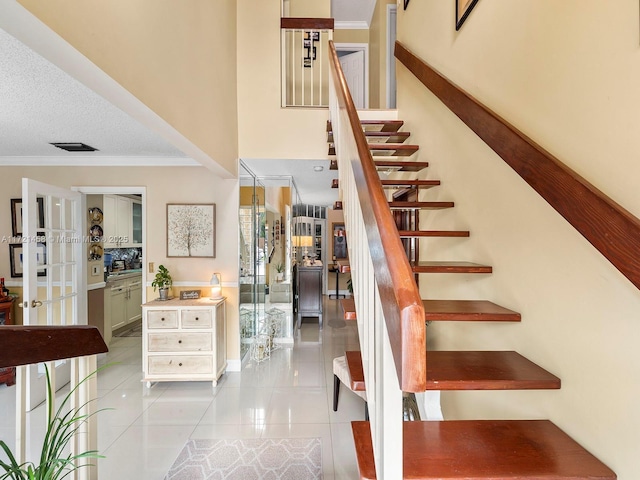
[9, 243, 47, 277]
[11, 198, 45, 237]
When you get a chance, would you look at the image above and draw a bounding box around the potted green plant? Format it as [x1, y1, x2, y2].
[274, 262, 285, 282]
[0, 364, 106, 480]
[151, 264, 172, 300]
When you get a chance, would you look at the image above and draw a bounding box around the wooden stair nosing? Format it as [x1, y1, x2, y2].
[352, 420, 616, 480]
[341, 298, 356, 320]
[374, 160, 429, 172]
[331, 160, 429, 172]
[426, 351, 560, 390]
[411, 261, 492, 274]
[368, 144, 419, 156]
[423, 300, 521, 321]
[326, 119, 405, 133]
[340, 299, 520, 323]
[346, 350, 365, 392]
[359, 119, 404, 132]
[328, 131, 411, 144]
[329, 144, 419, 157]
[381, 179, 441, 188]
[398, 230, 470, 238]
[388, 201, 454, 210]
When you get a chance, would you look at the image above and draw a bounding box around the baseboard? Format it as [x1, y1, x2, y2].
[226, 359, 241, 372]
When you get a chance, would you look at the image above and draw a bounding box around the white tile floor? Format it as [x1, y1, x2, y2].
[0, 297, 364, 479]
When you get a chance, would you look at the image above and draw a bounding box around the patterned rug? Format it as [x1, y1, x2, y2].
[165, 438, 322, 480]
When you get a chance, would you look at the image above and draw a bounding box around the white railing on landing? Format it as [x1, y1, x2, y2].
[328, 41, 427, 479]
[1, 326, 107, 480]
[281, 18, 334, 108]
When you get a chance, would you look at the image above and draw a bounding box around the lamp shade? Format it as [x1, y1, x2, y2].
[299, 235, 313, 247]
[210, 273, 223, 300]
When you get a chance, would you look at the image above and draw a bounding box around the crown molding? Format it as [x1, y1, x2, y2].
[334, 20, 369, 30]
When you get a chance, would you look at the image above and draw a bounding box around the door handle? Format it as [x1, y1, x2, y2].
[31, 300, 43, 308]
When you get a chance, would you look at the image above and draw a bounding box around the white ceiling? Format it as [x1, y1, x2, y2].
[0, 0, 376, 205]
[332, 0, 377, 27]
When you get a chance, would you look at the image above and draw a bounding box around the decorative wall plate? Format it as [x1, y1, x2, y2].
[88, 207, 103, 225]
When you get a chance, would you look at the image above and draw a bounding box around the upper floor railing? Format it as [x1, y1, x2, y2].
[328, 40, 426, 480]
[395, 40, 640, 293]
[281, 18, 334, 108]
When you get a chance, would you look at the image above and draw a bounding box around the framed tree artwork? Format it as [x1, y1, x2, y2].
[166, 204, 216, 257]
[456, 0, 480, 31]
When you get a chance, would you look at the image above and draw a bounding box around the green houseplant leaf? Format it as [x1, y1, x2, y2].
[0, 363, 110, 480]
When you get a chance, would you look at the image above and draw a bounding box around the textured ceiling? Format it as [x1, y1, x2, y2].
[0, 28, 188, 158]
[0, 22, 342, 205]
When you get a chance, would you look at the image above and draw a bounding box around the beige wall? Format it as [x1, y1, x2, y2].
[334, 29, 370, 44]
[0, 166, 241, 362]
[287, 0, 330, 17]
[397, 2, 640, 478]
[17, 0, 239, 176]
[237, 0, 328, 161]
[369, 0, 395, 108]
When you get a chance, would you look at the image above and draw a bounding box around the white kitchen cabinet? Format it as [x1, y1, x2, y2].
[142, 297, 226, 386]
[103, 194, 142, 247]
[105, 273, 142, 334]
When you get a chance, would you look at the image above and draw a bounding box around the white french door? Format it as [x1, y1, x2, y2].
[22, 178, 86, 410]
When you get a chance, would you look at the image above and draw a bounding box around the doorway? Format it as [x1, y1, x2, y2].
[75, 186, 146, 347]
[335, 43, 369, 109]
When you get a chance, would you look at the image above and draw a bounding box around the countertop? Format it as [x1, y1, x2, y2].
[106, 269, 142, 282]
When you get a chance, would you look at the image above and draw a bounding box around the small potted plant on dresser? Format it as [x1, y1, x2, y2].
[152, 264, 173, 300]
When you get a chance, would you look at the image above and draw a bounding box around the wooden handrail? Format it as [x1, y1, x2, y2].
[328, 41, 426, 392]
[280, 18, 334, 30]
[0, 325, 108, 368]
[395, 41, 640, 292]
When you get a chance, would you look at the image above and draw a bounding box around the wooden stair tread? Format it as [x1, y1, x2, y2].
[326, 119, 404, 133]
[359, 119, 404, 132]
[398, 230, 469, 238]
[381, 179, 440, 188]
[374, 160, 428, 172]
[423, 299, 521, 321]
[352, 420, 615, 480]
[389, 201, 454, 210]
[331, 160, 429, 172]
[328, 143, 419, 157]
[411, 261, 492, 273]
[343, 350, 557, 392]
[336, 261, 351, 273]
[339, 299, 519, 323]
[334, 179, 441, 189]
[328, 131, 411, 144]
[368, 144, 419, 156]
[426, 351, 560, 390]
[341, 298, 356, 320]
[346, 350, 365, 391]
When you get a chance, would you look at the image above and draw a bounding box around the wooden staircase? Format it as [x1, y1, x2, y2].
[328, 119, 616, 479]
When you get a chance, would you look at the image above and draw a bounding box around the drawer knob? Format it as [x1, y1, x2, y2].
[178, 340, 182, 344]
[161, 317, 165, 321]
[178, 363, 183, 367]
[195, 317, 199, 320]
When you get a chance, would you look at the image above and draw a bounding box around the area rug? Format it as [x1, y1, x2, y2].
[165, 438, 322, 480]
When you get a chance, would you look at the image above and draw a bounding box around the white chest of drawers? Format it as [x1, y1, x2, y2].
[142, 297, 226, 386]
